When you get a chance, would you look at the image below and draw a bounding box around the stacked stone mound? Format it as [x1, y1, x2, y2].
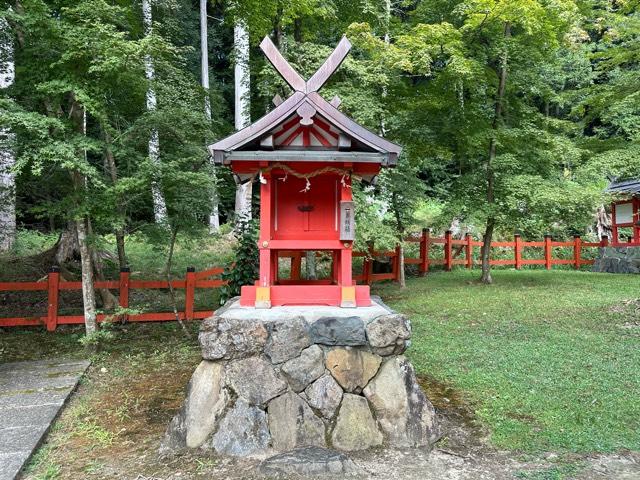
[162, 299, 440, 458]
[593, 246, 640, 274]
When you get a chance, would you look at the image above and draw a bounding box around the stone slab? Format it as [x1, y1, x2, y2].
[259, 446, 359, 477]
[0, 359, 90, 480]
[216, 299, 392, 324]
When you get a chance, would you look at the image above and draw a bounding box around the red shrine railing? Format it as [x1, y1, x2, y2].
[0, 231, 609, 331]
[277, 230, 609, 284]
[353, 230, 608, 283]
[0, 266, 225, 331]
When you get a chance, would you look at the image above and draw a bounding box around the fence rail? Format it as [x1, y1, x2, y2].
[353, 230, 609, 284]
[0, 266, 225, 331]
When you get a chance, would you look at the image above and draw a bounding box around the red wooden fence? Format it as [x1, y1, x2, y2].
[0, 231, 609, 330]
[0, 266, 225, 331]
[352, 230, 609, 284]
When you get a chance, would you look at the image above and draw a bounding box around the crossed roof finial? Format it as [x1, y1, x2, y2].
[259, 36, 352, 94]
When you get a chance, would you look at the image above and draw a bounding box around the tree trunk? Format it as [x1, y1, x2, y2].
[234, 180, 252, 222]
[102, 126, 127, 269]
[69, 94, 98, 335]
[305, 251, 316, 280]
[391, 192, 406, 288]
[234, 19, 252, 222]
[142, 0, 168, 225]
[293, 18, 302, 42]
[273, 4, 284, 48]
[164, 226, 190, 337]
[480, 22, 511, 285]
[479, 218, 495, 284]
[0, 17, 16, 251]
[75, 213, 97, 335]
[87, 219, 118, 311]
[398, 243, 406, 288]
[596, 204, 612, 239]
[200, 0, 220, 234]
[379, 0, 391, 136]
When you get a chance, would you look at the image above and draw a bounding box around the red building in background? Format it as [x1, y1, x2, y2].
[607, 178, 640, 245]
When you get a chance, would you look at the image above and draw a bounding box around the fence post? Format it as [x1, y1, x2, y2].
[544, 234, 552, 270]
[444, 230, 453, 271]
[46, 266, 60, 332]
[465, 233, 473, 269]
[573, 235, 582, 270]
[185, 267, 196, 321]
[514, 234, 522, 270]
[119, 267, 130, 322]
[419, 228, 428, 276]
[600, 235, 609, 247]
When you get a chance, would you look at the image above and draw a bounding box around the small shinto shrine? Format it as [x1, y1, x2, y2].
[606, 178, 640, 245]
[209, 36, 401, 308]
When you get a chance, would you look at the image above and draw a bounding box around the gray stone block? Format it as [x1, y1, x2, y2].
[309, 316, 367, 346]
[211, 399, 270, 457]
[281, 345, 325, 392]
[226, 356, 287, 406]
[259, 447, 358, 476]
[264, 316, 310, 364]
[268, 392, 325, 451]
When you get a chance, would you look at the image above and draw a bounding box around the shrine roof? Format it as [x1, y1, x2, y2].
[208, 36, 402, 167]
[606, 178, 640, 196]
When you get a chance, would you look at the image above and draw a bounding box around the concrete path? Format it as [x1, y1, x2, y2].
[0, 359, 90, 480]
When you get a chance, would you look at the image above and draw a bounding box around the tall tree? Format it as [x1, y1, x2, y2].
[0, 16, 15, 251]
[233, 18, 252, 222]
[479, 21, 511, 284]
[142, 0, 168, 225]
[200, 0, 220, 233]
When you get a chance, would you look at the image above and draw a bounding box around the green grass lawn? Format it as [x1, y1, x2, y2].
[375, 269, 640, 454]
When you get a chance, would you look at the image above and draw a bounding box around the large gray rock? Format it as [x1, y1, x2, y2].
[304, 374, 343, 419]
[309, 316, 367, 346]
[281, 345, 325, 392]
[161, 361, 229, 450]
[363, 356, 440, 447]
[331, 394, 382, 451]
[259, 447, 358, 476]
[265, 317, 311, 364]
[593, 246, 640, 274]
[268, 392, 326, 451]
[325, 347, 381, 393]
[184, 361, 229, 448]
[211, 399, 270, 457]
[199, 315, 268, 360]
[226, 356, 287, 406]
[366, 313, 411, 356]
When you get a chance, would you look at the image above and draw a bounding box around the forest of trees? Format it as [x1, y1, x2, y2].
[0, 0, 638, 321]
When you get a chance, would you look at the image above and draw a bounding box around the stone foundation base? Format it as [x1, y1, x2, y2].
[593, 246, 640, 273]
[161, 297, 440, 458]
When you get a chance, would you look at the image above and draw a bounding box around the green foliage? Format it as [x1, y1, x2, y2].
[2, 0, 639, 274]
[219, 219, 258, 304]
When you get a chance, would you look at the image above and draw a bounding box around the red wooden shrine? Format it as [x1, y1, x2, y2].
[209, 35, 401, 308]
